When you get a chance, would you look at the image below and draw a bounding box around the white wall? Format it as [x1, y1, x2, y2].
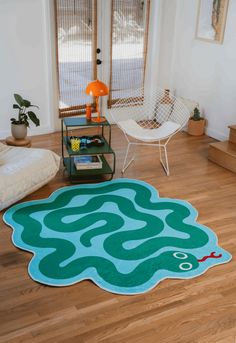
[0, 0, 56, 139]
[0, 0, 163, 137]
[157, 0, 177, 91]
[161, 0, 236, 140]
[1, 0, 235, 141]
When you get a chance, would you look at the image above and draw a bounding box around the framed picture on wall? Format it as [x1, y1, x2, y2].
[195, 0, 229, 44]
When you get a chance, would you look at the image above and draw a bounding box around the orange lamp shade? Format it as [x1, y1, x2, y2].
[85, 80, 109, 97]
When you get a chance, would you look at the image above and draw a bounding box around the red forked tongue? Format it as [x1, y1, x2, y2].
[197, 251, 222, 263]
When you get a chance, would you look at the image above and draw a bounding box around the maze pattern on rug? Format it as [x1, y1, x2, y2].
[4, 179, 232, 294]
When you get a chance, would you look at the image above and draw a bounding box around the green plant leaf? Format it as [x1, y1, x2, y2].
[22, 99, 31, 108]
[28, 111, 40, 126]
[24, 120, 30, 127]
[192, 107, 202, 121]
[14, 94, 24, 107]
[13, 104, 21, 109]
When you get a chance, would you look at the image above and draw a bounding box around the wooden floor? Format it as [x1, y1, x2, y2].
[0, 127, 236, 343]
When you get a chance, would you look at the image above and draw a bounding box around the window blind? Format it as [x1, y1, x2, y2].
[108, 0, 150, 107]
[55, 0, 97, 117]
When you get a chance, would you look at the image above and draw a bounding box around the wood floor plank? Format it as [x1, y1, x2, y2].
[0, 127, 235, 343]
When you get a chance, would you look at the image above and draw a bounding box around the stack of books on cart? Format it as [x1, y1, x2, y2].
[74, 155, 102, 170]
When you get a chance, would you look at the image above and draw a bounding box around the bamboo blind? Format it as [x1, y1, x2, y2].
[55, 0, 97, 118]
[108, 0, 150, 108]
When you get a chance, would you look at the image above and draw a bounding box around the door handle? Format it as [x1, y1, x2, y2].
[96, 48, 101, 54]
[96, 59, 102, 65]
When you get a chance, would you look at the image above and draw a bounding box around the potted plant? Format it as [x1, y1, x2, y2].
[188, 107, 205, 136]
[10, 94, 40, 140]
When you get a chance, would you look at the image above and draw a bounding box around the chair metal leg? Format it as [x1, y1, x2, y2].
[122, 143, 135, 173]
[159, 144, 170, 176]
[122, 136, 171, 176]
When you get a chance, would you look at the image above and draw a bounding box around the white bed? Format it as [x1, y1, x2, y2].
[0, 142, 60, 210]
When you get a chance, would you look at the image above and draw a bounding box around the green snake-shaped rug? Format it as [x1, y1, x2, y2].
[3, 179, 231, 294]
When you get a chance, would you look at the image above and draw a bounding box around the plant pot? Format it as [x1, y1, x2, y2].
[188, 119, 205, 136]
[11, 123, 27, 140]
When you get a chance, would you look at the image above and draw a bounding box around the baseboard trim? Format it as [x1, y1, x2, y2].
[0, 126, 54, 140]
[206, 127, 228, 141]
[183, 126, 228, 141]
[0, 125, 229, 142]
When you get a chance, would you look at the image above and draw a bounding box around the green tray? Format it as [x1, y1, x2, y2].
[63, 136, 114, 155]
[63, 117, 110, 127]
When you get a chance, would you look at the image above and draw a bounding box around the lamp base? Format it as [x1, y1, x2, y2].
[91, 116, 106, 123]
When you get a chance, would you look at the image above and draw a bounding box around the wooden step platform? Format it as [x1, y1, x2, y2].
[229, 125, 236, 144]
[209, 141, 236, 173]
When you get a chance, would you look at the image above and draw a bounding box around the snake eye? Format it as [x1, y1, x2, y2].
[173, 252, 188, 260]
[179, 262, 192, 271]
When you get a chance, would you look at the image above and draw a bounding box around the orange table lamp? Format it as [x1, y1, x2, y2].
[85, 80, 109, 123]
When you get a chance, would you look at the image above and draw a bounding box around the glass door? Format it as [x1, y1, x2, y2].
[55, 0, 97, 117]
[108, 0, 150, 107]
[55, 0, 151, 118]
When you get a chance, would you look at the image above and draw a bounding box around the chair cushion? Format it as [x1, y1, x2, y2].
[0, 143, 60, 210]
[118, 120, 181, 142]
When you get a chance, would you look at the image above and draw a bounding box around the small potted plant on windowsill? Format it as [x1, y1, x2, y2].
[10, 94, 40, 140]
[188, 107, 205, 136]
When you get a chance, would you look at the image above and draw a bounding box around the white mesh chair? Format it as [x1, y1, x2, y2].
[108, 88, 191, 176]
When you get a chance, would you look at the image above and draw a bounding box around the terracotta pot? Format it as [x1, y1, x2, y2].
[11, 123, 27, 140]
[188, 119, 205, 136]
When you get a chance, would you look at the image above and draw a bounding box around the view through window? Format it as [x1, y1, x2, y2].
[55, 0, 97, 116]
[109, 0, 150, 106]
[55, 0, 150, 117]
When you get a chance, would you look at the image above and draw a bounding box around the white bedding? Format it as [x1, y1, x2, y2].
[0, 142, 60, 211]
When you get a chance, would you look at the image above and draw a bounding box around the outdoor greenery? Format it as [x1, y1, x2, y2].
[11, 94, 40, 127]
